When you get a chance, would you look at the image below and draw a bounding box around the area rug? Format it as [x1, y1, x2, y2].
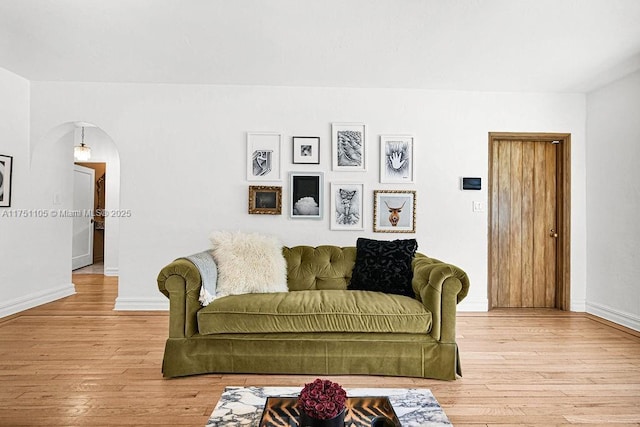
[207, 386, 451, 426]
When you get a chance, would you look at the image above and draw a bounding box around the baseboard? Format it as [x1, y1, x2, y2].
[0, 283, 76, 318]
[457, 297, 488, 312]
[114, 297, 168, 311]
[104, 267, 119, 276]
[586, 301, 640, 332]
[570, 299, 586, 312]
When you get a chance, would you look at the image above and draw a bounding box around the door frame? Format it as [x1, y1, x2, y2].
[488, 132, 571, 310]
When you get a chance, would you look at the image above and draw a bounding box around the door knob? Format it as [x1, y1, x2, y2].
[550, 229, 558, 238]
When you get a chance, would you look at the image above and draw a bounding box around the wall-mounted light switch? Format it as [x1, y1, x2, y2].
[472, 201, 483, 212]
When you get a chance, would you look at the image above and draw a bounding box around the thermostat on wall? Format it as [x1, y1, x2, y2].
[461, 177, 482, 190]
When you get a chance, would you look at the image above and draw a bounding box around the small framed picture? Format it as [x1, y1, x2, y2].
[0, 154, 13, 208]
[290, 172, 323, 219]
[292, 136, 320, 164]
[330, 183, 364, 230]
[332, 123, 366, 171]
[246, 132, 282, 181]
[248, 186, 282, 215]
[380, 135, 415, 183]
[373, 190, 416, 233]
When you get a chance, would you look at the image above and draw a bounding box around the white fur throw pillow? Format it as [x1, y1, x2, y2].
[210, 231, 288, 296]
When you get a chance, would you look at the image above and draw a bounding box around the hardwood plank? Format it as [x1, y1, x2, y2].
[521, 141, 535, 307]
[508, 140, 523, 307]
[497, 140, 511, 307]
[0, 275, 638, 426]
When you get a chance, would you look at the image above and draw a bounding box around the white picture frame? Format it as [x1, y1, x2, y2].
[331, 123, 366, 171]
[373, 190, 416, 233]
[380, 135, 415, 183]
[330, 182, 364, 230]
[290, 172, 324, 219]
[246, 132, 282, 181]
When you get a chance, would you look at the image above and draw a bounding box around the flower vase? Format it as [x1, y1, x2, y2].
[298, 408, 346, 427]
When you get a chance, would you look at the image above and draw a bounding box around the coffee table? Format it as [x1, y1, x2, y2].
[206, 386, 451, 426]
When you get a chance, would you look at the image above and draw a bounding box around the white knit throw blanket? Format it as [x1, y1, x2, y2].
[182, 250, 218, 306]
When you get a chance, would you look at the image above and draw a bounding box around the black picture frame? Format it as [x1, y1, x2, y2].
[0, 154, 13, 208]
[292, 136, 320, 164]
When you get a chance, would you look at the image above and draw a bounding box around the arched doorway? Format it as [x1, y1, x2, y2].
[30, 122, 121, 278]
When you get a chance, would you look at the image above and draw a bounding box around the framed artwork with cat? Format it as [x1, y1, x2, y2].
[330, 182, 364, 230]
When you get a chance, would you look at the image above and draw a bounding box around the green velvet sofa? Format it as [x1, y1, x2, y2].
[157, 245, 469, 380]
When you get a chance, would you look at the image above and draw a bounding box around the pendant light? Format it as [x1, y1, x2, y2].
[74, 126, 91, 161]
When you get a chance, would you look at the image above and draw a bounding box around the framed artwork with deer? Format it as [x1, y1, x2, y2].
[373, 189, 416, 233]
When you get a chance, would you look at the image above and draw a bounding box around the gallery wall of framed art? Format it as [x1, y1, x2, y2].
[244, 126, 418, 233]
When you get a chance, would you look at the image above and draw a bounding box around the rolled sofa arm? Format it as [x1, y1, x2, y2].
[157, 259, 203, 338]
[412, 254, 470, 343]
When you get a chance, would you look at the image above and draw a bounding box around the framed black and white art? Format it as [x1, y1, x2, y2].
[373, 190, 416, 233]
[246, 132, 282, 181]
[248, 185, 282, 215]
[380, 135, 415, 183]
[290, 172, 323, 220]
[0, 154, 13, 208]
[292, 136, 320, 164]
[330, 183, 364, 230]
[332, 123, 366, 171]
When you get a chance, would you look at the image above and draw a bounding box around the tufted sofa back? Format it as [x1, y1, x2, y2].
[283, 246, 357, 291]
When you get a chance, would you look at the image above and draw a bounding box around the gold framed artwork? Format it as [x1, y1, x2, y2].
[248, 185, 282, 215]
[373, 190, 416, 233]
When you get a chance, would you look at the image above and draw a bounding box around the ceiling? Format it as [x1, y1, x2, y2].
[1, 0, 640, 93]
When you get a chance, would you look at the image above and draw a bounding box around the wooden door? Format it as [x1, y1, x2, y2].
[489, 133, 570, 309]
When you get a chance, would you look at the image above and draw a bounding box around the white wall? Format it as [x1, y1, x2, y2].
[586, 70, 640, 330]
[0, 68, 76, 317]
[27, 82, 588, 312]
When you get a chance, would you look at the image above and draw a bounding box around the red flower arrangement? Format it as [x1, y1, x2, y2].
[297, 378, 347, 420]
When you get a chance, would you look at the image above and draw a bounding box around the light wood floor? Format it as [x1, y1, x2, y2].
[1, 275, 639, 427]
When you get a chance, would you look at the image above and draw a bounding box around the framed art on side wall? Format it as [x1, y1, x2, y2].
[380, 135, 415, 183]
[330, 182, 364, 230]
[0, 154, 13, 208]
[290, 172, 323, 219]
[248, 186, 282, 215]
[373, 190, 416, 233]
[246, 132, 282, 181]
[332, 123, 366, 171]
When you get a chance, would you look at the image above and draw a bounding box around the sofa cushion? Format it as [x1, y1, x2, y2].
[349, 238, 418, 297]
[210, 231, 288, 296]
[283, 246, 357, 291]
[197, 290, 432, 335]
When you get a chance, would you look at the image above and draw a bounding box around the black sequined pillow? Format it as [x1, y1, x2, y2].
[349, 237, 418, 297]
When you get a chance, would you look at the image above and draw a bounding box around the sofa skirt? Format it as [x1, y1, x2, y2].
[161, 332, 461, 381]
